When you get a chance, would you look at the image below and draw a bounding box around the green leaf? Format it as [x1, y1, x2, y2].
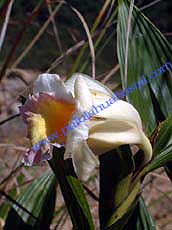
[152, 117, 172, 181]
[108, 181, 140, 228]
[4, 171, 56, 229]
[66, 176, 94, 227]
[142, 117, 172, 174]
[49, 147, 94, 230]
[153, 117, 172, 157]
[136, 197, 155, 230]
[117, 0, 172, 135]
[147, 145, 172, 173]
[0, 187, 18, 221]
[124, 196, 155, 230]
[99, 145, 135, 229]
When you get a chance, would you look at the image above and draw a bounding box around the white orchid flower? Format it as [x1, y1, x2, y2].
[20, 73, 152, 181]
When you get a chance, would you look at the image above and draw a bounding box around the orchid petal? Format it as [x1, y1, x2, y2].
[72, 141, 99, 181]
[90, 100, 142, 129]
[22, 140, 52, 166]
[74, 76, 93, 111]
[33, 73, 74, 103]
[65, 110, 99, 181]
[88, 100, 152, 164]
[65, 73, 115, 98]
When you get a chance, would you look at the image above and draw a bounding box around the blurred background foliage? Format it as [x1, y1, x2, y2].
[1, 0, 171, 75]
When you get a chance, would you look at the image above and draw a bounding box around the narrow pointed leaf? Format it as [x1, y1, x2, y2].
[147, 146, 172, 173]
[99, 145, 135, 229]
[126, 196, 155, 230]
[143, 117, 172, 174]
[108, 181, 140, 227]
[4, 171, 56, 229]
[153, 117, 172, 157]
[117, 0, 172, 134]
[49, 147, 94, 230]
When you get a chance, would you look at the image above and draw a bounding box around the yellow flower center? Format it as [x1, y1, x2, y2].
[28, 95, 76, 146]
